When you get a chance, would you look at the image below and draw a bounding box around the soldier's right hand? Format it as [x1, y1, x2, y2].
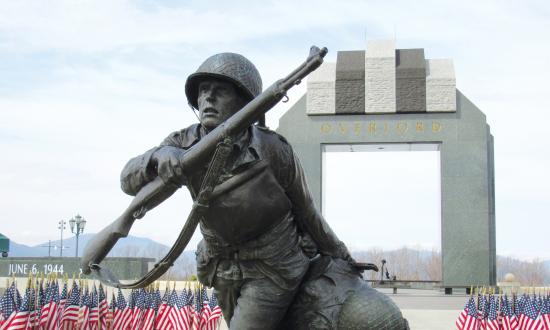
[151, 146, 186, 184]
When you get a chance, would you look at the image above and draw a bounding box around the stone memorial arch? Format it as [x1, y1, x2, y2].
[277, 40, 496, 290]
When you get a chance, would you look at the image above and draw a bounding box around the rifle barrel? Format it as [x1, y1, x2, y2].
[81, 45, 328, 276]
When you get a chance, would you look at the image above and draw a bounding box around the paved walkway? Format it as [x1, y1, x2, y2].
[218, 288, 465, 329]
[381, 288, 465, 329]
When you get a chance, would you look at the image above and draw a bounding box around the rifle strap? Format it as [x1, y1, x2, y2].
[91, 136, 234, 289]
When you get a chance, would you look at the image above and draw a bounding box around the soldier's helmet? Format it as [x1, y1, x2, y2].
[185, 53, 263, 110]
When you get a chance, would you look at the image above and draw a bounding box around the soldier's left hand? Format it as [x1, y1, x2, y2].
[151, 146, 186, 184]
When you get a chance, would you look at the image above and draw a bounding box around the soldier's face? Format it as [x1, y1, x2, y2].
[197, 79, 245, 131]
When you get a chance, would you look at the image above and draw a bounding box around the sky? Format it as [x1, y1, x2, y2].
[324, 148, 441, 252]
[0, 0, 549, 260]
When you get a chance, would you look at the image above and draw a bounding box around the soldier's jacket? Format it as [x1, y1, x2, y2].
[120, 124, 350, 290]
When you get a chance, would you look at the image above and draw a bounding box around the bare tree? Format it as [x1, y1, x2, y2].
[497, 256, 549, 286]
[352, 247, 442, 281]
[423, 248, 442, 280]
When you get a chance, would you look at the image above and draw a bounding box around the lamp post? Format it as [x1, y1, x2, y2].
[58, 220, 66, 257]
[39, 240, 55, 257]
[69, 214, 86, 258]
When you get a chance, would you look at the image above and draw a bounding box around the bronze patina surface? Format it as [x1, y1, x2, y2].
[82, 47, 408, 329]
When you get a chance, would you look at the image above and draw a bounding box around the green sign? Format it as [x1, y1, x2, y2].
[0, 257, 154, 279]
[0, 233, 9, 253]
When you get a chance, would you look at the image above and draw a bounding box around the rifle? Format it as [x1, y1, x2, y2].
[81, 46, 328, 288]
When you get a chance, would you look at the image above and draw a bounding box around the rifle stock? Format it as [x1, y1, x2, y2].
[81, 46, 328, 275]
[82, 177, 179, 272]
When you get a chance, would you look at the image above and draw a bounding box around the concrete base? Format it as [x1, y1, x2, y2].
[218, 288, 465, 330]
[402, 309, 460, 330]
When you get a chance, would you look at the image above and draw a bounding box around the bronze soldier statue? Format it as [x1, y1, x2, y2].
[82, 48, 409, 329]
[120, 52, 356, 328]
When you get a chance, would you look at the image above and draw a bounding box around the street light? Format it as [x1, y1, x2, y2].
[58, 220, 66, 257]
[39, 240, 54, 257]
[69, 214, 86, 258]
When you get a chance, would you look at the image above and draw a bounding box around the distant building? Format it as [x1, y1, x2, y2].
[0, 233, 9, 257]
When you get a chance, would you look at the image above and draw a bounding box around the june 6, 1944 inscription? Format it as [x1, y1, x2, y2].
[0, 257, 153, 279]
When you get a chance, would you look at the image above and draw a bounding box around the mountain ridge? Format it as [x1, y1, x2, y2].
[5, 235, 550, 284]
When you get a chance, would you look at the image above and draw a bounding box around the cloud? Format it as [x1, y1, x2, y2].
[0, 0, 549, 261]
[0, 0, 375, 52]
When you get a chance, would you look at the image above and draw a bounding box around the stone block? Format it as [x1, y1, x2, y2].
[441, 141, 488, 177]
[365, 40, 396, 113]
[335, 50, 365, 114]
[441, 210, 492, 286]
[396, 49, 426, 113]
[441, 176, 489, 213]
[307, 62, 336, 115]
[426, 59, 456, 112]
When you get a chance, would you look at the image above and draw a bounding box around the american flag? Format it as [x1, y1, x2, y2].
[98, 284, 110, 329]
[0, 297, 3, 327]
[39, 280, 53, 328]
[32, 279, 45, 328]
[141, 289, 156, 330]
[120, 289, 134, 330]
[45, 281, 60, 330]
[186, 287, 195, 319]
[153, 286, 162, 314]
[15, 284, 22, 311]
[53, 281, 68, 329]
[206, 292, 222, 330]
[456, 296, 479, 330]
[478, 294, 488, 330]
[157, 287, 177, 329]
[127, 289, 135, 321]
[78, 287, 91, 330]
[106, 292, 116, 330]
[27, 283, 38, 328]
[198, 286, 211, 330]
[501, 295, 519, 330]
[1, 283, 18, 330]
[517, 295, 527, 317]
[5, 286, 32, 330]
[131, 289, 146, 330]
[36, 279, 45, 311]
[0, 280, 225, 330]
[168, 288, 186, 330]
[177, 288, 192, 330]
[187, 287, 197, 330]
[111, 288, 127, 330]
[486, 295, 500, 330]
[541, 296, 550, 330]
[155, 286, 171, 329]
[60, 281, 81, 328]
[517, 295, 529, 329]
[519, 295, 544, 330]
[191, 286, 202, 330]
[536, 297, 542, 313]
[39, 280, 54, 329]
[89, 286, 99, 330]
